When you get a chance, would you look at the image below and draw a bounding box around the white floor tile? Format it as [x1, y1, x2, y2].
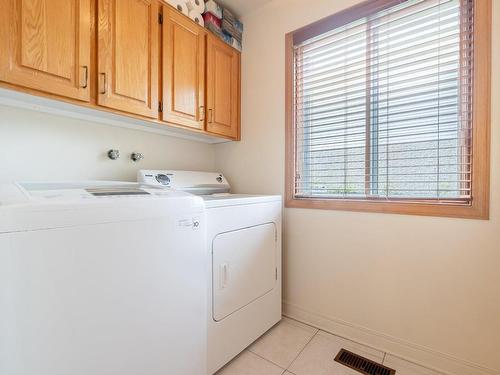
[216, 350, 285, 375]
[288, 330, 385, 375]
[248, 317, 318, 368]
[216, 316, 446, 375]
[383, 354, 444, 375]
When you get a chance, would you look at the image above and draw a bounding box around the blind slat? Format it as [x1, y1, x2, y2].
[294, 68, 461, 109]
[296, 21, 461, 71]
[298, 104, 465, 134]
[296, 49, 461, 94]
[296, 90, 461, 122]
[298, 120, 468, 144]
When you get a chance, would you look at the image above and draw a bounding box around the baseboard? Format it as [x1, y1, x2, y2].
[283, 301, 499, 375]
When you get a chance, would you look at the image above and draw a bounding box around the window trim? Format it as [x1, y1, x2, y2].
[285, 0, 491, 219]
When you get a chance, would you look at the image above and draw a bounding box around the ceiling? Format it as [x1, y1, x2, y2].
[214, 0, 273, 18]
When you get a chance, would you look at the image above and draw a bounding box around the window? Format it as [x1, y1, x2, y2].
[285, 0, 491, 218]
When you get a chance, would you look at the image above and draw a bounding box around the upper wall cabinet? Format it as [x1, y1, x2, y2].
[206, 34, 240, 139]
[0, 1, 241, 141]
[97, 0, 158, 118]
[0, 0, 91, 102]
[162, 7, 206, 130]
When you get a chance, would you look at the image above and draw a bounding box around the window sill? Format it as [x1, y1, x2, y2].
[285, 197, 489, 220]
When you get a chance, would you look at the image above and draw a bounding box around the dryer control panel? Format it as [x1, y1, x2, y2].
[138, 170, 230, 195]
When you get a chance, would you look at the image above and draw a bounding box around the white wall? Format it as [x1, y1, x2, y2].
[0, 104, 215, 184]
[215, 0, 500, 373]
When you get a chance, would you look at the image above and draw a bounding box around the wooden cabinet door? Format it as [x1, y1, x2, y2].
[162, 8, 206, 130]
[98, 0, 158, 118]
[0, 0, 91, 102]
[206, 34, 240, 139]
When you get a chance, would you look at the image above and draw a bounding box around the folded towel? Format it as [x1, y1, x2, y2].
[222, 18, 242, 41]
[204, 0, 223, 19]
[234, 19, 243, 33]
[203, 12, 222, 28]
[231, 38, 242, 52]
[206, 22, 224, 38]
[222, 7, 236, 23]
[221, 32, 233, 45]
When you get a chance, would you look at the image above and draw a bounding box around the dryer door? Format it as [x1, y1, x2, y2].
[212, 223, 277, 322]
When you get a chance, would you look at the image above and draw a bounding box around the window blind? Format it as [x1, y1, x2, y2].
[293, 0, 474, 202]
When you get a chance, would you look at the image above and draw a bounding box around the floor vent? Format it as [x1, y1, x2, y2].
[334, 349, 396, 375]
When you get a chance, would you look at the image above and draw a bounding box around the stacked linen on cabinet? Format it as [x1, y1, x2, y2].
[185, 0, 205, 25]
[203, 0, 224, 39]
[221, 7, 243, 51]
[166, 0, 189, 15]
[202, 0, 243, 51]
[167, 0, 205, 25]
[203, 1, 223, 38]
[204, 0, 223, 19]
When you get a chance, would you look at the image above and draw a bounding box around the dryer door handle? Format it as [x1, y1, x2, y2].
[220, 263, 228, 290]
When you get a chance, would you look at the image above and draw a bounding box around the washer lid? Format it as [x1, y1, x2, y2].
[0, 181, 204, 234]
[17, 181, 166, 201]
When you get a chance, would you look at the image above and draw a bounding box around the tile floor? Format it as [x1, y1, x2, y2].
[216, 317, 444, 375]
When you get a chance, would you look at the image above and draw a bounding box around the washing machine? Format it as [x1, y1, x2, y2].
[138, 170, 282, 374]
[0, 181, 207, 375]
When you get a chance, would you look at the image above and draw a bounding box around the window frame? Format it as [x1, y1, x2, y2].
[285, 0, 491, 219]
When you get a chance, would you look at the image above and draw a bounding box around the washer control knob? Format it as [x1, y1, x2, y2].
[108, 149, 120, 160]
[155, 174, 171, 185]
[131, 152, 144, 162]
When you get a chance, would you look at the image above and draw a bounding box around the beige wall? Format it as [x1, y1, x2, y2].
[215, 0, 500, 373]
[0, 105, 215, 184]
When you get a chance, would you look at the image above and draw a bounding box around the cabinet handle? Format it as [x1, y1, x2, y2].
[81, 66, 88, 89]
[199, 106, 205, 121]
[99, 73, 107, 94]
[208, 109, 213, 123]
